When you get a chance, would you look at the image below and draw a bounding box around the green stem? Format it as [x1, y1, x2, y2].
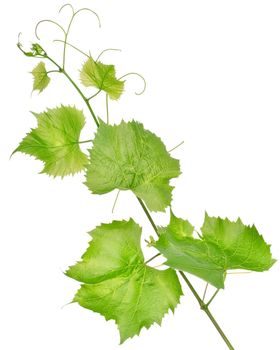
[179, 272, 234, 350]
[45, 55, 99, 127]
[62, 70, 99, 127]
[88, 89, 102, 100]
[136, 197, 159, 236]
[47, 69, 61, 74]
[206, 289, 220, 307]
[78, 139, 93, 144]
[204, 309, 234, 350]
[136, 198, 235, 350]
[145, 253, 161, 264]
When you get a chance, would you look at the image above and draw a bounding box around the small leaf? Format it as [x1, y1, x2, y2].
[31, 43, 45, 56]
[80, 57, 124, 100]
[13, 106, 88, 177]
[155, 212, 276, 289]
[66, 219, 182, 343]
[31, 62, 50, 93]
[85, 120, 181, 212]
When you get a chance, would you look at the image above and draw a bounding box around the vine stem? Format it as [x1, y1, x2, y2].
[43, 50, 235, 349]
[136, 197, 159, 236]
[44, 54, 100, 127]
[179, 272, 234, 349]
[136, 198, 235, 350]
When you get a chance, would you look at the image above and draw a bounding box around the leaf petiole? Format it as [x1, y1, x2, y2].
[47, 70, 61, 74]
[145, 253, 161, 264]
[206, 289, 220, 307]
[87, 89, 102, 101]
[78, 139, 93, 144]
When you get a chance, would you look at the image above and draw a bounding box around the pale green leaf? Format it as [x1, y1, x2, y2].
[155, 212, 276, 289]
[85, 120, 181, 212]
[80, 57, 124, 100]
[13, 106, 88, 177]
[31, 61, 50, 93]
[66, 219, 182, 343]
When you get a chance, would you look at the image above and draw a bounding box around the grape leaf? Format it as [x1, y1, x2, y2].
[13, 106, 88, 177]
[155, 212, 276, 289]
[80, 57, 124, 100]
[31, 61, 50, 93]
[85, 120, 181, 212]
[66, 219, 182, 343]
[31, 43, 45, 56]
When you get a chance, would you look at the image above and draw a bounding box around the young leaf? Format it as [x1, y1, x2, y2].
[13, 106, 88, 177]
[31, 43, 45, 56]
[66, 219, 182, 343]
[155, 212, 276, 289]
[80, 57, 124, 100]
[85, 120, 181, 212]
[31, 61, 50, 93]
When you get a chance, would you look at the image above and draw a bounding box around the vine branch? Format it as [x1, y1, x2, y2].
[179, 272, 234, 350]
[136, 197, 159, 236]
[20, 10, 235, 348]
[44, 54, 100, 126]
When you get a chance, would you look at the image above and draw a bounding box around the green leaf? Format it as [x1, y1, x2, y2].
[13, 106, 88, 177]
[66, 219, 182, 343]
[155, 212, 276, 289]
[85, 120, 181, 212]
[80, 57, 124, 100]
[31, 43, 46, 56]
[31, 62, 50, 93]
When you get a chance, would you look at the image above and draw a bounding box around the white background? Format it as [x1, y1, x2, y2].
[1, 1, 280, 349]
